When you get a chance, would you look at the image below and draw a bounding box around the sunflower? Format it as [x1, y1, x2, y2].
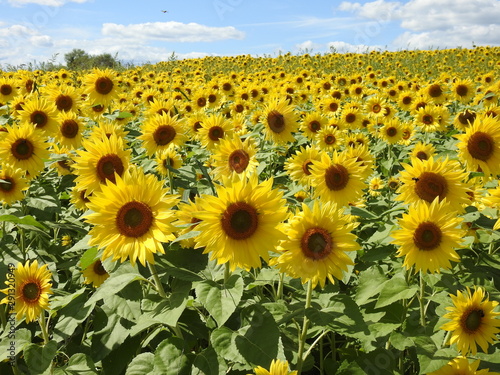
[364, 94, 388, 121]
[391, 198, 465, 273]
[339, 104, 364, 130]
[18, 96, 58, 135]
[44, 83, 81, 112]
[368, 176, 384, 197]
[272, 200, 359, 288]
[344, 144, 375, 180]
[194, 176, 288, 271]
[455, 114, 500, 176]
[309, 151, 367, 207]
[0, 260, 52, 323]
[451, 78, 476, 104]
[428, 357, 497, 375]
[315, 126, 343, 151]
[250, 359, 298, 375]
[83, 68, 120, 106]
[210, 135, 258, 182]
[155, 148, 183, 177]
[0, 124, 49, 178]
[398, 122, 415, 146]
[55, 110, 84, 149]
[70, 186, 92, 211]
[378, 118, 403, 144]
[414, 105, 446, 132]
[261, 97, 298, 145]
[396, 157, 470, 213]
[0, 164, 29, 206]
[420, 82, 448, 104]
[174, 198, 202, 249]
[85, 167, 179, 266]
[72, 134, 131, 194]
[285, 145, 322, 187]
[453, 109, 477, 131]
[144, 97, 176, 117]
[0, 77, 18, 102]
[397, 90, 416, 112]
[139, 113, 187, 156]
[410, 142, 436, 161]
[300, 112, 327, 140]
[90, 120, 129, 141]
[441, 286, 500, 355]
[198, 113, 234, 151]
[82, 259, 110, 288]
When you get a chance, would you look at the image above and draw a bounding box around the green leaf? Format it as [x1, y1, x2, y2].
[234, 304, 281, 368]
[64, 234, 92, 254]
[192, 346, 226, 375]
[60, 353, 99, 375]
[0, 328, 31, 362]
[413, 335, 456, 374]
[126, 353, 155, 375]
[53, 291, 94, 341]
[24, 340, 58, 374]
[153, 337, 191, 375]
[79, 247, 99, 270]
[0, 214, 47, 230]
[349, 206, 379, 220]
[195, 274, 244, 326]
[375, 273, 418, 309]
[355, 266, 388, 305]
[367, 223, 397, 245]
[211, 327, 247, 366]
[85, 272, 146, 307]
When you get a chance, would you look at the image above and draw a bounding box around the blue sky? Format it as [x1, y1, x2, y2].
[1, 0, 499, 67]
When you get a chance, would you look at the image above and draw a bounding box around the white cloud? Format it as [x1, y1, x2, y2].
[8, 0, 89, 6]
[102, 21, 245, 43]
[327, 41, 382, 53]
[295, 40, 323, 52]
[338, 0, 500, 48]
[30, 34, 52, 47]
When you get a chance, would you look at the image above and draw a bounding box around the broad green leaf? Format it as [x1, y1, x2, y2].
[234, 304, 280, 368]
[389, 331, 414, 351]
[0, 328, 31, 362]
[413, 335, 456, 374]
[192, 346, 226, 375]
[355, 266, 388, 305]
[53, 291, 94, 341]
[126, 353, 155, 375]
[375, 273, 418, 309]
[59, 353, 99, 375]
[367, 223, 397, 245]
[195, 274, 243, 326]
[85, 272, 146, 307]
[64, 234, 92, 254]
[79, 246, 99, 270]
[153, 337, 191, 375]
[211, 327, 247, 366]
[0, 214, 47, 230]
[349, 206, 379, 220]
[24, 340, 58, 374]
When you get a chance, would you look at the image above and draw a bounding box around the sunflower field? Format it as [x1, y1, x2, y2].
[0, 46, 500, 375]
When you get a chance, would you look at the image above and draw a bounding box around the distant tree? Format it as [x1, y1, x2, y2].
[64, 49, 122, 70]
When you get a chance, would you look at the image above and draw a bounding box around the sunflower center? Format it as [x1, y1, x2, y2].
[301, 227, 332, 260]
[414, 172, 448, 203]
[93, 260, 107, 276]
[402, 96, 412, 105]
[416, 151, 429, 160]
[57, 160, 72, 171]
[428, 84, 442, 98]
[153, 125, 176, 146]
[61, 119, 79, 138]
[329, 102, 339, 112]
[422, 114, 434, 125]
[458, 110, 476, 125]
[325, 164, 349, 191]
[11, 139, 34, 160]
[208, 126, 224, 141]
[467, 132, 494, 161]
[96, 154, 124, 183]
[197, 97, 206, 107]
[229, 149, 250, 173]
[31, 111, 48, 128]
[92, 104, 105, 114]
[0, 177, 14, 192]
[208, 94, 217, 103]
[386, 127, 397, 137]
[402, 130, 411, 140]
[26, 79, 34, 93]
[1, 84, 12, 96]
[413, 221, 442, 250]
[345, 113, 356, 123]
[302, 160, 313, 176]
[325, 135, 336, 145]
[56, 94, 73, 111]
[267, 110, 285, 133]
[462, 308, 484, 333]
[456, 84, 468, 97]
[22, 282, 41, 303]
[372, 104, 382, 113]
[95, 77, 114, 95]
[220, 202, 258, 240]
[309, 121, 321, 132]
[116, 201, 154, 238]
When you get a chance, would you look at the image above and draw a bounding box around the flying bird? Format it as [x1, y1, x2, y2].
[161, 10, 168, 13]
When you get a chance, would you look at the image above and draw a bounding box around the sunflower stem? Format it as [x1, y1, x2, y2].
[419, 271, 426, 328]
[296, 280, 313, 374]
[148, 263, 166, 299]
[276, 272, 284, 301]
[224, 262, 231, 284]
[39, 311, 50, 345]
[441, 329, 452, 349]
